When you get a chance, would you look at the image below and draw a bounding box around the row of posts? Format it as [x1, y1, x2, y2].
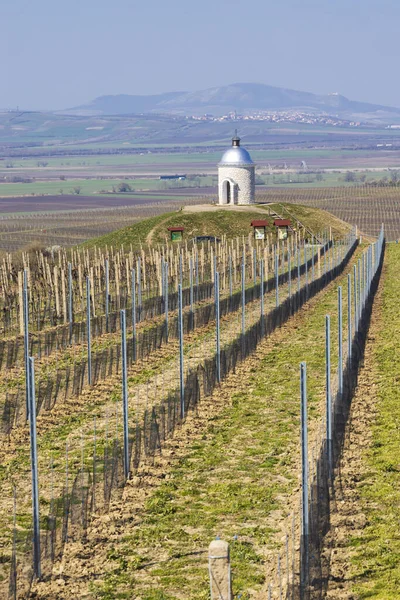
[299, 226, 384, 595]
[35, 236, 339, 344]
[87, 238, 346, 388]
[207, 228, 383, 599]
[22, 230, 355, 583]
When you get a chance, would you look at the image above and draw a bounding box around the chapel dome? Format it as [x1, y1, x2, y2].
[219, 133, 254, 166]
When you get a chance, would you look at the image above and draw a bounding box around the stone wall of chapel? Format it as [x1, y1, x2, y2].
[218, 165, 255, 204]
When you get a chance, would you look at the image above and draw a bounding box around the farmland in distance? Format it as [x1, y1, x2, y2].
[258, 186, 400, 241]
[0, 185, 398, 251]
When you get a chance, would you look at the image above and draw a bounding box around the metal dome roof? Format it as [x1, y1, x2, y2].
[219, 134, 254, 166]
[219, 146, 254, 166]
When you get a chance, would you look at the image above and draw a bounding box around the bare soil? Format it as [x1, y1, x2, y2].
[182, 204, 270, 214]
[0, 193, 198, 214]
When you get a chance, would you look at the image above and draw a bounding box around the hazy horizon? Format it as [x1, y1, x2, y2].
[3, 0, 400, 111]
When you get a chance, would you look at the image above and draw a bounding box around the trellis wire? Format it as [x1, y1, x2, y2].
[8, 232, 359, 597]
[297, 226, 385, 598]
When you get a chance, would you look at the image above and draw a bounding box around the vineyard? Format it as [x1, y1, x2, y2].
[1, 184, 400, 252]
[0, 203, 395, 599]
[258, 186, 400, 241]
[0, 195, 211, 252]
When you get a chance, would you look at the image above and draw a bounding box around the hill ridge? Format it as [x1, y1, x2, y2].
[67, 82, 400, 120]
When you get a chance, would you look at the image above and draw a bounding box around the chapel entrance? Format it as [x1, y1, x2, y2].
[222, 180, 234, 204]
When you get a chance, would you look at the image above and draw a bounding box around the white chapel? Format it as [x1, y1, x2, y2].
[218, 132, 255, 205]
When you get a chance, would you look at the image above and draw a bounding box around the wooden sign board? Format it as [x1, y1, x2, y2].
[254, 227, 265, 240]
[171, 230, 183, 242]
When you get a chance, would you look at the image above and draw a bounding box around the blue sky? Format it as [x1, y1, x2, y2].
[2, 0, 399, 110]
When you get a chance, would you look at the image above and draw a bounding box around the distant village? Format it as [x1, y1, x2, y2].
[190, 110, 362, 128]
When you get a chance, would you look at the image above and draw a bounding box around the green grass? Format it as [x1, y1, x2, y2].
[83, 203, 352, 251]
[83, 209, 277, 249]
[1, 156, 396, 174]
[0, 149, 397, 170]
[83, 212, 178, 249]
[351, 244, 400, 598]
[265, 202, 353, 238]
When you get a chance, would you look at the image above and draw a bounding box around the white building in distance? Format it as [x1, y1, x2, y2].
[218, 132, 255, 205]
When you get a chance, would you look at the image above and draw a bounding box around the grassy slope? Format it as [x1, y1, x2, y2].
[351, 244, 400, 598]
[83, 213, 178, 249]
[84, 210, 275, 249]
[266, 202, 352, 238]
[92, 262, 354, 600]
[84, 203, 352, 250]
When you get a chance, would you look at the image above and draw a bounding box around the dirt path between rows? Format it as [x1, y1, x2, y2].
[324, 260, 385, 599]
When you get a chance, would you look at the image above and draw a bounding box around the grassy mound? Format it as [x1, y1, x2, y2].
[83, 203, 352, 250]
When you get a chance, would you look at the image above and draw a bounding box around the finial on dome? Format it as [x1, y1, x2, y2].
[232, 129, 240, 147]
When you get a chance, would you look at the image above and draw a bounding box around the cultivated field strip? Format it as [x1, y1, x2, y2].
[0, 197, 212, 251]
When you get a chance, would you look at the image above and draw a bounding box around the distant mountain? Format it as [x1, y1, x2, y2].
[70, 91, 185, 116]
[66, 83, 400, 122]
